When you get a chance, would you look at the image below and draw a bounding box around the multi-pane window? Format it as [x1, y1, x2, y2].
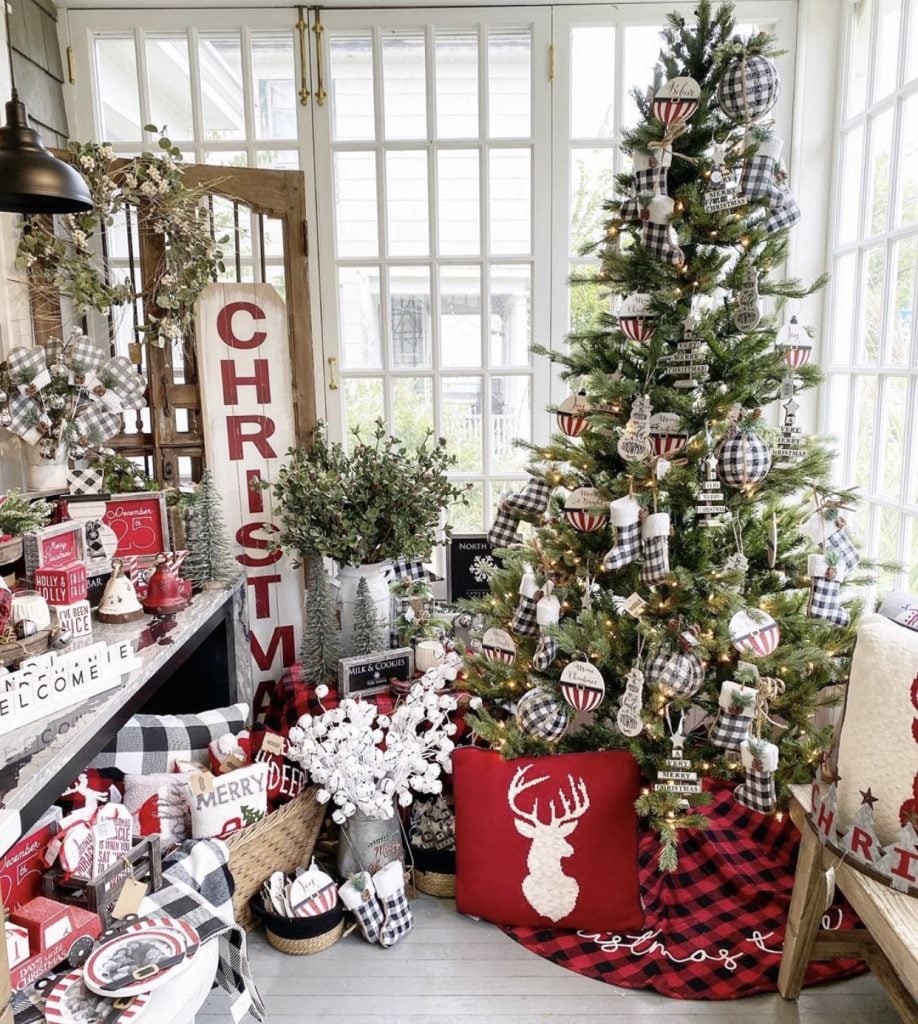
[314, 10, 551, 535]
[824, 0, 918, 590]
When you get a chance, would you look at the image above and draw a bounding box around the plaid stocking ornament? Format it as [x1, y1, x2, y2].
[510, 566, 540, 637]
[825, 523, 859, 575]
[374, 860, 413, 947]
[339, 872, 386, 943]
[621, 149, 671, 220]
[735, 738, 779, 814]
[807, 553, 850, 626]
[488, 478, 553, 548]
[642, 195, 684, 265]
[602, 496, 642, 571]
[762, 187, 801, 234]
[532, 635, 559, 671]
[709, 680, 757, 750]
[740, 134, 785, 206]
[640, 511, 671, 584]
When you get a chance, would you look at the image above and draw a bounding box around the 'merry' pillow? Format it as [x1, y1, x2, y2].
[453, 747, 643, 931]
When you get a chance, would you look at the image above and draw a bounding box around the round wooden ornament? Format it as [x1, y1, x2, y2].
[564, 487, 608, 533]
[556, 392, 591, 437]
[481, 626, 517, 664]
[652, 76, 701, 125]
[649, 412, 689, 457]
[559, 660, 605, 713]
[618, 292, 655, 342]
[729, 607, 780, 658]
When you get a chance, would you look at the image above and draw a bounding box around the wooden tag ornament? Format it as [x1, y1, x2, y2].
[618, 293, 655, 342]
[648, 412, 688, 457]
[481, 627, 517, 664]
[564, 487, 608, 533]
[556, 392, 591, 438]
[729, 607, 780, 657]
[652, 76, 701, 125]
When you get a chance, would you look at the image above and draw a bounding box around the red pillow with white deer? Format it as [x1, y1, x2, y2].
[185, 763, 269, 840]
[123, 773, 193, 848]
[453, 747, 643, 930]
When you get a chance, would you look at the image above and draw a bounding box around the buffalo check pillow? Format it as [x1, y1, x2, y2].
[91, 703, 249, 775]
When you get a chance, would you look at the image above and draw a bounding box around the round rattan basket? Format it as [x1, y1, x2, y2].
[250, 892, 344, 955]
[410, 844, 456, 898]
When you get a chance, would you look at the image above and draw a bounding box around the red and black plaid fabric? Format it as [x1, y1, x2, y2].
[262, 664, 470, 742]
[504, 784, 866, 1000]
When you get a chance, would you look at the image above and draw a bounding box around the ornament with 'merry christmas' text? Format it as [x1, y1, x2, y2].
[559, 660, 606, 713]
[729, 607, 780, 657]
[618, 293, 655, 342]
[557, 392, 591, 437]
[564, 487, 608, 533]
[482, 627, 516, 664]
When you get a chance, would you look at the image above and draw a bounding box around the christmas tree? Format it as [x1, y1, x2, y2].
[301, 554, 341, 684]
[183, 469, 237, 588]
[465, 2, 869, 869]
[352, 576, 386, 656]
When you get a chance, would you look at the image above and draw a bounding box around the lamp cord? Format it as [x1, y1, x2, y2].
[3, 0, 16, 95]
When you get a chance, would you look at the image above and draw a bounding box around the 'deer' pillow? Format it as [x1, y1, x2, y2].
[185, 763, 269, 840]
[453, 747, 643, 931]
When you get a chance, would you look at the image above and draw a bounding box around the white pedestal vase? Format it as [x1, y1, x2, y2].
[22, 439, 69, 491]
[336, 562, 390, 655]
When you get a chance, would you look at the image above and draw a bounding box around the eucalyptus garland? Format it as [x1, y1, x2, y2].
[16, 127, 227, 349]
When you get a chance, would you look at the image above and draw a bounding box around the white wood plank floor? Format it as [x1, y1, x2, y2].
[196, 895, 901, 1023]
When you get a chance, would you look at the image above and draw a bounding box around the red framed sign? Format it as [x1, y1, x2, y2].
[23, 521, 86, 580]
[101, 492, 170, 558]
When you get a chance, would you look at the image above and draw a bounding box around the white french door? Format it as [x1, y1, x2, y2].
[312, 8, 552, 535]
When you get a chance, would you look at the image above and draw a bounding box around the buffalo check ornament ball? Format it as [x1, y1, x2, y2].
[516, 686, 570, 742]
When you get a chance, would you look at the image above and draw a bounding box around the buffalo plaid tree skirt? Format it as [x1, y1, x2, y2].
[504, 785, 865, 1000]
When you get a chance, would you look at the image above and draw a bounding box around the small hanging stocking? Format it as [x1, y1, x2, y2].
[374, 860, 413, 947]
[640, 512, 671, 584]
[762, 185, 801, 234]
[510, 566, 540, 636]
[825, 522, 860, 575]
[339, 872, 385, 943]
[735, 738, 779, 814]
[807, 553, 850, 626]
[488, 478, 553, 548]
[740, 134, 786, 206]
[641, 195, 684, 265]
[602, 496, 642, 571]
[708, 679, 757, 750]
[532, 635, 559, 671]
[621, 149, 671, 220]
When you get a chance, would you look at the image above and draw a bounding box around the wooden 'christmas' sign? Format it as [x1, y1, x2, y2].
[196, 283, 305, 690]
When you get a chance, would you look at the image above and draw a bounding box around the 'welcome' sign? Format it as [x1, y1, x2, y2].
[196, 283, 305, 691]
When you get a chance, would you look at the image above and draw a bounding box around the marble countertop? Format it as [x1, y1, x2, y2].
[0, 577, 248, 854]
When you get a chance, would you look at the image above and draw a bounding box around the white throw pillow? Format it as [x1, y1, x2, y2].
[836, 613, 918, 845]
[185, 763, 269, 840]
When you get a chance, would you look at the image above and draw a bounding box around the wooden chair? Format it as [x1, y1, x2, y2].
[778, 784, 918, 1023]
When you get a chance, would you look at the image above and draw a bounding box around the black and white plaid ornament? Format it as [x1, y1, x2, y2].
[487, 477, 553, 548]
[734, 738, 779, 814]
[621, 149, 670, 220]
[807, 554, 850, 626]
[640, 511, 671, 584]
[603, 495, 642, 570]
[647, 647, 705, 699]
[641, 195, 684, 266]
[717, 48, 780, 125]
[510, 566, 540, 637]
[709, 680, 757, 750]
[717, 425, 772, 488]
[516, 686, 570, 741]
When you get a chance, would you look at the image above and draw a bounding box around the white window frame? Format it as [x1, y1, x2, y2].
[822, 0, 918, 590]
[312, 7, 552, 540]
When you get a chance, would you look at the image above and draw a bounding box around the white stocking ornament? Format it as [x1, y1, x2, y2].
[735, 738, 779, 814]
[641, 195, 684, 265]
[602, 496, 642, 571]
[532, 581, 560, 670]
[510, 566, 540, 637]
[640, 511, 671, 584]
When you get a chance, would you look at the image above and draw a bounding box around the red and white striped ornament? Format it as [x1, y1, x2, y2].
[776, 316, 812, 370]
[560, 660, 606, 713]
[557, 392, 591, 437]
[482, 627, 517, 664]
[44, 971, 151, 1024]
[564, 487, 608, 533]
[649, 411, 689, 457]
[618, 293, 655, 342]
[729, 608, 781, 658]
[652, 76, 701, 126]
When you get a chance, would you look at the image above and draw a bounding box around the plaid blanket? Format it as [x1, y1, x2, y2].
[504, 784, 865, 999]
[142, 838, 265, 1022]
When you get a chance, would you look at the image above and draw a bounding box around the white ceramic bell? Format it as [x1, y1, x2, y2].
[97, 560, 145, 624]
[10, 590, 51, 631]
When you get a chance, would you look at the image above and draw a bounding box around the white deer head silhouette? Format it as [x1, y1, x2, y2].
[508, 764, 591, 922]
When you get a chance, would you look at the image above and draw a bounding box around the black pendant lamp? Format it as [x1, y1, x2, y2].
[0, 1, 92, 214]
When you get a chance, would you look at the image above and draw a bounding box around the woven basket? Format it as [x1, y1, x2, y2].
[0, 536, 22, 568]
[0, 627, 50, 668]
[225, 787, 325, 930]
[414, 868, 456, 898]
[250, 893, 344, 955]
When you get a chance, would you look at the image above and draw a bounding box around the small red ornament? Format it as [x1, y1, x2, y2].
[141, 553, 190, 617]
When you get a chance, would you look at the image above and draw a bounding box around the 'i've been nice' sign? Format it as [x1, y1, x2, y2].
[196, 283, 305, 689]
